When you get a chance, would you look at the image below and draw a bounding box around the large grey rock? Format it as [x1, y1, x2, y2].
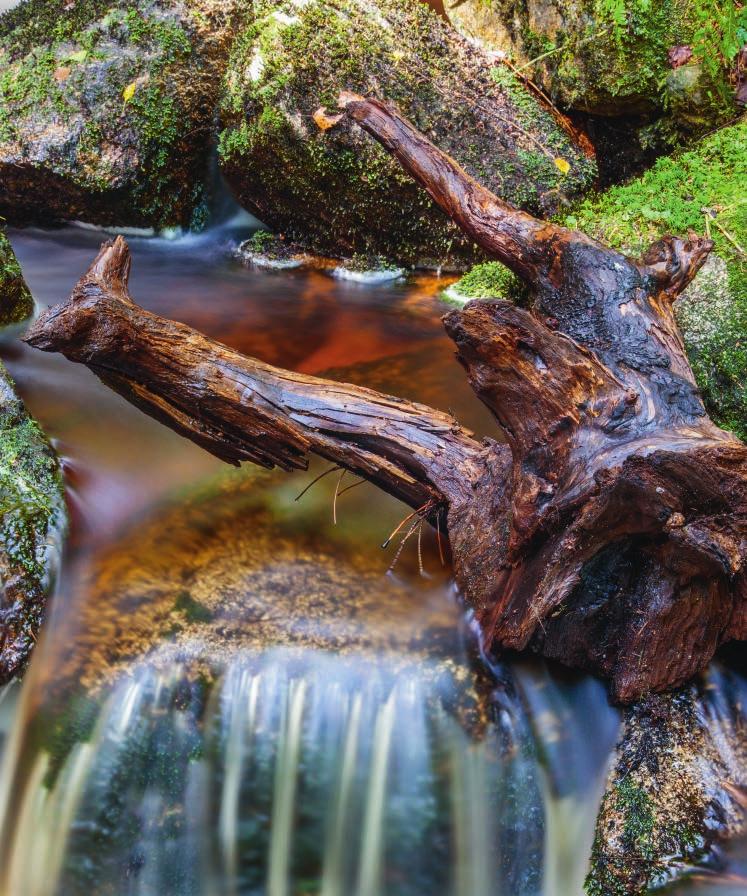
[448, 0, 740, 129]
[0, 0, 245, 229]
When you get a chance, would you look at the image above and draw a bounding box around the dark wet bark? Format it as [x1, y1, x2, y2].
[25, 96, 747, 703]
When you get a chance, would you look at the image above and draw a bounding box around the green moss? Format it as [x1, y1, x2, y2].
[245, 229, 277, 254]
[0, 229, 33, 325]
[0, 369, 65, 583]
[173, 590, 213, 624]
[443, 261, 526, 305]
[615, 778, 656, 858]
[564, 120, 747, 437]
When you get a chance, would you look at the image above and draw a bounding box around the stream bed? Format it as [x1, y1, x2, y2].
[0, 223, 744, 895]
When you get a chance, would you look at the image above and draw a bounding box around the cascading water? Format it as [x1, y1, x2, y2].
[0, 649, 531, 896]
[0, 645, 625, 896]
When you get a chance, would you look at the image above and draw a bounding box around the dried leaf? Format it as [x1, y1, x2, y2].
[668, 45, 693, 69]
[554, 157, 571, 175]
[313, 106, 344, 131]
[122, 81, 138, 103]
[53, 66, 71, 82]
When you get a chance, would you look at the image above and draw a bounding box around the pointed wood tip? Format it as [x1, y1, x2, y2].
[641, 233, 714, 299]
[86, 236, 132, 291]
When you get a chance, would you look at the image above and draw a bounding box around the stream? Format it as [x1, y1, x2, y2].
[0, 222, 744, 895]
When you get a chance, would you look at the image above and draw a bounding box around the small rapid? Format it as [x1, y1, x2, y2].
[0, 647, 621, 896]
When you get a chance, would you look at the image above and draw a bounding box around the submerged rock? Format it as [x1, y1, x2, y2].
[586, 669, 747, 894]
[218, 0, 597, 267]
[0, 0, 245, 230]
[235, 229, 314, 270]
[51, 466, 488, 706]
[448, 0, 741, 132]
[0, 228, 33, 325]
[0, 362, 66, 683]
[3, 465, 546, 896]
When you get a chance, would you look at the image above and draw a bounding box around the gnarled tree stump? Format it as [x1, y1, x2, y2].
[25, 95, 746, 702]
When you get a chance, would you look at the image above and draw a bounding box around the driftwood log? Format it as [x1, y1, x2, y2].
[25, 95, 746, 702]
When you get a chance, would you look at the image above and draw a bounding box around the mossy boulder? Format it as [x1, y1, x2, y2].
[586, 670, 747, 894]
[0, 361, 66, 683]
[566, 119, 747, 438]
[0, 228, 34, 325]
[217, 0, 597, 267]
[0, 0, 245, 230]
[448, 0, 744, 132]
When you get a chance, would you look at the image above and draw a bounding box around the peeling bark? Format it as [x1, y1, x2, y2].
[25, 96, 747, 702]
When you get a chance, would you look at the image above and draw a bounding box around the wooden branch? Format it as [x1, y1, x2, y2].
[336, 91, 554, 288]
[25, 238, 492, 518]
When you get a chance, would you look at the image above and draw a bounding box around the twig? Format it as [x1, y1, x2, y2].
[435, 511, 446, 566]
[332, 468, 346, 524]
[381, 501, 431, 549]
[294, 465, 341, 501]
[516, 27, 609, 72]
[417, 519, 425, 576]
[387, 517, 422, 574]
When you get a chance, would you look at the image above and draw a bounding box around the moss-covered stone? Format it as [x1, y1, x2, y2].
[218, 0, 597, 267]
[0, 0, 246, 229]
[449, 0, 744, 136]
[0, 227, 33, 325]
[564, 119, 747, 438]
[0, 361, 66, 683]
[441, 260, 527, 305]
[586, 672, 747, 894]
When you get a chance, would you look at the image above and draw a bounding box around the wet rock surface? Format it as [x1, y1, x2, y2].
[217, 0, 596, 267]
[0, 361, 66, 684]
[587, 670, 747, 895]
[0, 227, 33, 325]
[50, 465, 490, 724]
[0, 0, 246, 229]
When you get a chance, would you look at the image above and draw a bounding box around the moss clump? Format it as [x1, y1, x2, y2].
[451, 0, 744, 139]
[442, 260, 526, 305]
[564, 120, 747, 437]
[0, 0, 243, 229]
[218, 0, 596, 267]
[0, 228, 33, 325]
[0, 362, 67, 682]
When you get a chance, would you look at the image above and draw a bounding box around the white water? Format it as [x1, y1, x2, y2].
[0, 647, 607, 896]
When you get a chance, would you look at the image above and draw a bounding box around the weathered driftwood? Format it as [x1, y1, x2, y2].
[25, 95, 746, 702]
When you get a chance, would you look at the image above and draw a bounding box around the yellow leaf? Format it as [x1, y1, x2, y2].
[312, 106, 343, 131]
[554, 157, 571, 175]
[122, 81, 137, 102]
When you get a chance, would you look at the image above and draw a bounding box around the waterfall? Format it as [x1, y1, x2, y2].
[0, 647, 557, 896]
